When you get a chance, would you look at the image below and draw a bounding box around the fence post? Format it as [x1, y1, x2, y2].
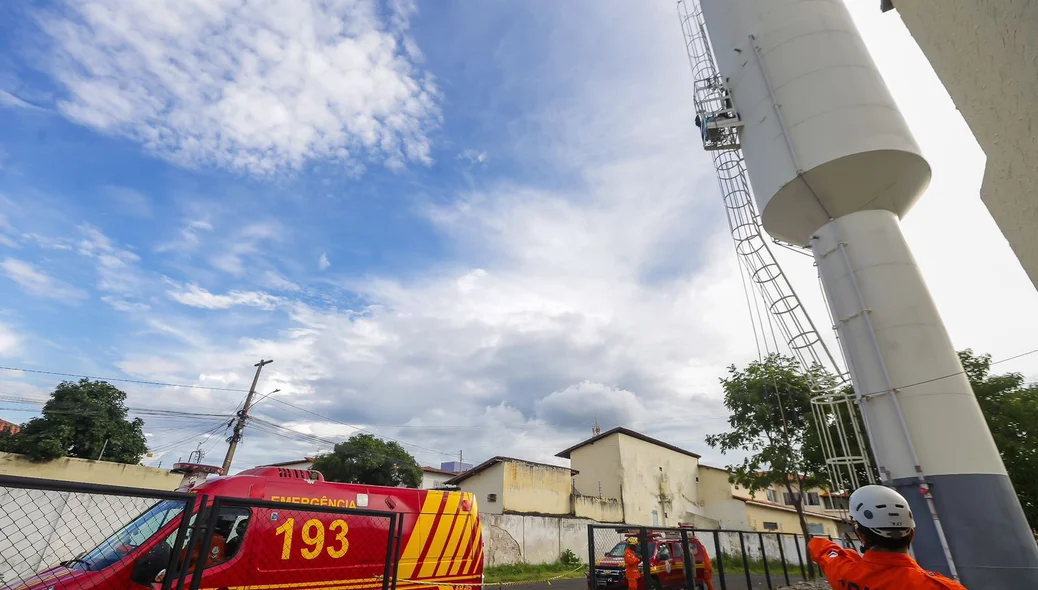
[177, 494, 210, 590]
[737, 532, 751, 590]
[679, 530, 694, 590]
[588, 526, 597, 589]
[758, 532, 772, 590]
[381, 513, 396, 590]
[161, 495, 196, 590]
[639, 528, 652, 590]
[391, 514, 404, 590]
[792, 533, 806, 580]
[189, 498, 223, 590]
[712, 530, 727, 590]
[776, 533, 790, 587]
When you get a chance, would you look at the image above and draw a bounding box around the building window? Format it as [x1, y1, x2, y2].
[782, 492, 801, 505]
[762, 522, 779, 531]
[807, 523, 825, 535]
[806, 492, 820, 506]
[652, 510, 660, 526]
[766, 489, 776, 503]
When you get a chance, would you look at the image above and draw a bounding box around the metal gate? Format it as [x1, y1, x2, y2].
[0, 475, 400, 590]
[588, 524, 862, 590]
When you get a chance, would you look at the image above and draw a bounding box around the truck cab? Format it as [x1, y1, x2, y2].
[589, 531, 711, 590]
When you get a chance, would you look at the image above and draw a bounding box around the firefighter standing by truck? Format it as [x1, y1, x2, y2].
[623, 537, 641, 590]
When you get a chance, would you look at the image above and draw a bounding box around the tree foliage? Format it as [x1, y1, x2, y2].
[0, 379, 147, 464]
[706, 353, 832, 551]
[312, 433, 423, 488]
[958, 349, 1038, 528]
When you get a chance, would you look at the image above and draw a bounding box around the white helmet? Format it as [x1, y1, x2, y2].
[849, 485, 915, 539]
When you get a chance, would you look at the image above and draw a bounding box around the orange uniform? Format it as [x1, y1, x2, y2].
[690, 538, 714, 590]
[809, 537, 965, 590]
[623, 546, 641, 590]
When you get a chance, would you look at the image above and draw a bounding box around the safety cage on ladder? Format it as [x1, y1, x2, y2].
[693, 75, 743, 151]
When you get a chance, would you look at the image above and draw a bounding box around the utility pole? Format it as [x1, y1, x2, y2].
[221, 359, 273, 474]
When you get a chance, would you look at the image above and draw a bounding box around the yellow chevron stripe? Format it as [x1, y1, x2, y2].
[216, 571, 481, 590]
[398, 491, 445, 580]
[463, 522, 482, 575]
[419, 492, 461, 578]
[448, 511, 474, 576]
[435, 516, 466, 577]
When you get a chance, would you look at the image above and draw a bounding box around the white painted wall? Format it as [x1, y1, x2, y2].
[617, 435, 704, 527]
[456, 462, 505, 515]
[894, 0, 1038, 291]
[570, 436, 622, 500]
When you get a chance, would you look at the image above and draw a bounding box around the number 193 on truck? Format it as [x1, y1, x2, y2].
[8, 467, 484, 590]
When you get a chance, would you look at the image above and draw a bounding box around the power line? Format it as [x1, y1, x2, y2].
[0, 366, 249, 393]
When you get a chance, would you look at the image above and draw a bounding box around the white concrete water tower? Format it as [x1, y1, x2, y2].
[696, 0, 1038, 586]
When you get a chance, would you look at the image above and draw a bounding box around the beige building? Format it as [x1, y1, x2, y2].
[885, 1, 1038, 290]
[698, 465, 843, 538]
[557, 427, 715, 528]
[0, 451, 182, 490]
[445, 456, 577, 515]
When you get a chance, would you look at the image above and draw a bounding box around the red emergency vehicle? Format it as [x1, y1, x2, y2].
[9, 467, 484, 590]
[590, 531, 712, 590]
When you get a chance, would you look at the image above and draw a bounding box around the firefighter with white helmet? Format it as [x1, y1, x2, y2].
[809, 485, 965, 589]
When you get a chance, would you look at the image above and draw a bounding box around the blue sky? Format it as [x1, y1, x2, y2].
[1, 0, 1037, 473]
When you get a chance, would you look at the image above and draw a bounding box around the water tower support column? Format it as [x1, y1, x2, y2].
[813, 209, 1038, 586]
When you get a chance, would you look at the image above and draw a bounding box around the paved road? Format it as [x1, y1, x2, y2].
[505, 574, 810, 590]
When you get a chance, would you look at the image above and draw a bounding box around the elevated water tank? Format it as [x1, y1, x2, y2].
[700, 0, 931, 245]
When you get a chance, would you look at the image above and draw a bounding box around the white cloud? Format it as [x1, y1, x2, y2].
[318, 252, 331, 271]
[0, 257, 87, 301]
[210, 222, 281, 276]
[103, 186, 152, 218]
[458, 149, 488, 166]
[39, 0, 439, 176]
[158, 218, 214, 254]
[77, 225, 144, 297]
[0, 90, 43, 111]
[0, 323, 20, 356]
[261, 270, 301, 292]
[169, 283, 282, 310]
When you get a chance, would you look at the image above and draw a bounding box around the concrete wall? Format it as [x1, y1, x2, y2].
[0, 452, 183, 490]
[481, 513, 619, 566]
[617, 435, 703, 527]
[573, 494, 624, 522]
[570, 435, 622, 500]
[502, 461, 572, 516]
[698, 467, 753, 530]
[894, 0, 1038, 291]
[457, 462, 505, 514]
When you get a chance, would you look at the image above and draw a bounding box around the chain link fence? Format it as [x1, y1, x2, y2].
[0, 475, 400, 590]
[0, 475, 198, 590]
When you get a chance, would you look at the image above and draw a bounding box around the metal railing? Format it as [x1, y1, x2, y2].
[0, 475, 401, 590]
[588, 524, 860, 590]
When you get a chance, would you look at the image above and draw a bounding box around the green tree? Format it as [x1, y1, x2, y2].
[707, 354, 833, 574]
[958, 349, 1038, 528]
[312, 433, 423, 488]
[0, 379, 147, 464]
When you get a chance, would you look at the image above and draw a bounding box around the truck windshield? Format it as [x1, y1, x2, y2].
[606, 541, 655, 558]
[71, 500, 185, 572]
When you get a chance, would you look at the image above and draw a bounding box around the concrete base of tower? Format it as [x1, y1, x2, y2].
[892, 473, 1038, 588]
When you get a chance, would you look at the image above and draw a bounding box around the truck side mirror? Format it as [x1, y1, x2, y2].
[131, 543, 173, 587]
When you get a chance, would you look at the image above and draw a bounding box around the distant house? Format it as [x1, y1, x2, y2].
[0, 419, 20, 435]
[445, 456, 577, 515]
[262, 457, 316, 471]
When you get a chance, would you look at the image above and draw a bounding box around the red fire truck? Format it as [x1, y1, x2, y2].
[10, 467, 483, 590]
[590, 531, 713, 590]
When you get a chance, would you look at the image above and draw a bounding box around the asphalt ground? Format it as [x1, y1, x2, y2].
[503, 573, 808, 590]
